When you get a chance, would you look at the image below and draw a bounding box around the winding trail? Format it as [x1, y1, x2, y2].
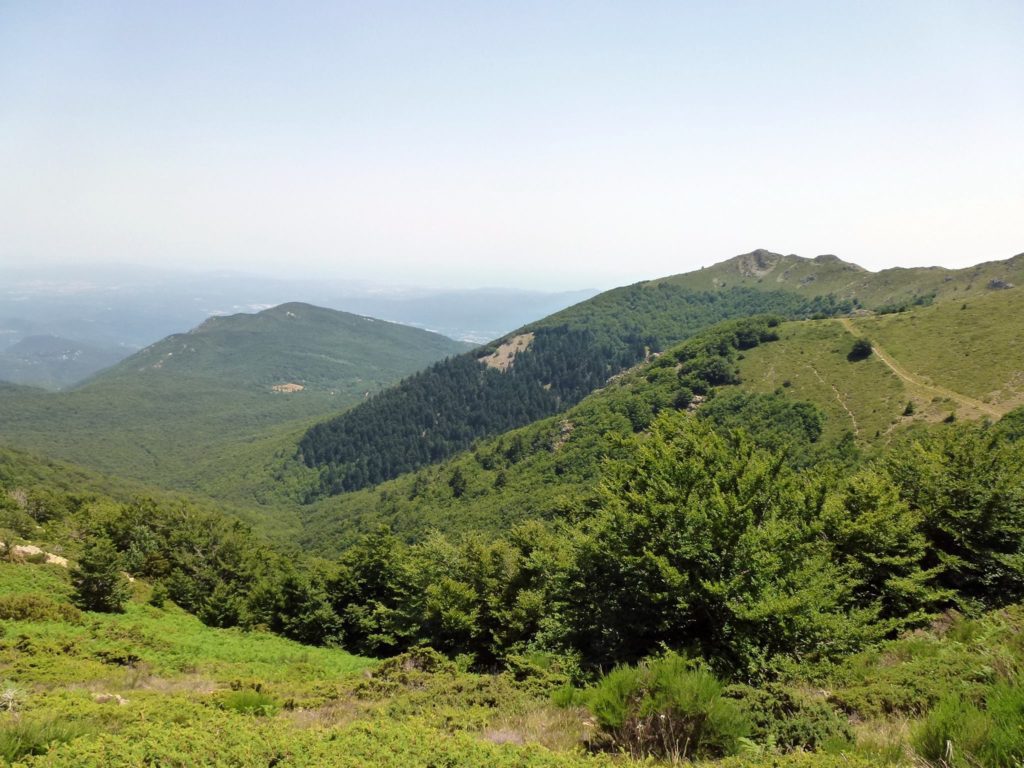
[838, 317, 1003, 419]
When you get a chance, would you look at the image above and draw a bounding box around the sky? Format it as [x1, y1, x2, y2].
[1, 1, 1021, 291]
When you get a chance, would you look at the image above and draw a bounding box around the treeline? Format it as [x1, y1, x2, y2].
[5, 407, 1023, 685]
[298, 285, 854, 496]
[318, 413, 1024, 679]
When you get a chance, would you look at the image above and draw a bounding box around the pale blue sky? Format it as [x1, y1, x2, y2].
[1, 1, 1021, 289]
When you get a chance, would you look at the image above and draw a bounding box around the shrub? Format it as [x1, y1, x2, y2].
[220, 689, 279, 717]
[0, 594, 82, 623]
[148, 582, 168, 609]
[847, 339, 873, 361]
[912, 684, 1024, 767]
[584, 654, 750, 761]
[727, 682, 853, 752]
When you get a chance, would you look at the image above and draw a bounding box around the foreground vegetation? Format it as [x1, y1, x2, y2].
[3, 389, 1024, 765]
[2, 555, 1022, 766]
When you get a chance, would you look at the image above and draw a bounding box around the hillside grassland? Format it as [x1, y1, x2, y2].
[847, 287, 1024, 410]
[735, 288, 1024, 445]
[662, 249, 1024, 310]
[734, 318, 907, 443]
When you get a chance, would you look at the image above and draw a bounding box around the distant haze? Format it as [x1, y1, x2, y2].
[1, 2, 1022, 289]
[0, 263, 597, 349]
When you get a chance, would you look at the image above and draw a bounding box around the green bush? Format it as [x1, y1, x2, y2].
[727, 682, 853, 752]
[0, 593, 82, 623]
[847, 338, 873, 361]
[584, 654, 750, 760]
[220, 689, 279, 717]
[913, 684, 1024, 767]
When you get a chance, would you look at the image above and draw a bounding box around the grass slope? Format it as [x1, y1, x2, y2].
[737, 287, 1024, 442]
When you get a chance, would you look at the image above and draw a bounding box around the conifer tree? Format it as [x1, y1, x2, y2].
[71, 536, 132, 613]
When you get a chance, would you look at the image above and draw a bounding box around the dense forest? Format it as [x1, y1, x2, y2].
[299, 285, 855, 495]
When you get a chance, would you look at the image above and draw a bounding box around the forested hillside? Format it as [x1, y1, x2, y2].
[297, 249, 1024, 498]
[298, 282, 853, 495]
[0, 304, 469, 513]
[297, 280, 1024, 551]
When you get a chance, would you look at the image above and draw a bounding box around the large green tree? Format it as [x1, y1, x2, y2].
[71, 535, 132, 613]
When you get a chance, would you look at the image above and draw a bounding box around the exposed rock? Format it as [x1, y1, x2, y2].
[93, 693, 129, 705]
[8, 544, 69, 568]
[479, 333, 535, 372]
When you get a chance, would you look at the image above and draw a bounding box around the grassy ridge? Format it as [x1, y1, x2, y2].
[661, 248, 1024, 309]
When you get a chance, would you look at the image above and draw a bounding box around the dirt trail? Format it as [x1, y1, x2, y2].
[806, 363, 859, 435]
[838, 317, 1003, 419]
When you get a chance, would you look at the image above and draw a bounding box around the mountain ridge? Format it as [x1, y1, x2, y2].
[297, 249, 1023, 497]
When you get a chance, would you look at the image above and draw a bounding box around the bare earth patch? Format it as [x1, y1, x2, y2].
[272, 383, 305, 393]
[479, 333, 534, 372]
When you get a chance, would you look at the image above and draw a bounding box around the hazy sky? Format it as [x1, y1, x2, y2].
[1, 1, 1021, 290]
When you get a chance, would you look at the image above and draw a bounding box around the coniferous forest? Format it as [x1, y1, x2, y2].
[299, 285, 855, 495]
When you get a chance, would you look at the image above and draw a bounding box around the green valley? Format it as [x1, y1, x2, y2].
[3, 252, 1024, 767]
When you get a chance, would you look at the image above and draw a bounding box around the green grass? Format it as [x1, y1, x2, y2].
[734, 318, 907, 444]
[0, 562, 370, 685]
[847, 287, 1024, 410]
[734, 291, 1024, 447]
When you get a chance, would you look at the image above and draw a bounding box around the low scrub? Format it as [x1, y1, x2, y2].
[0, 593, 82, 623]
[0, 716, 97, 763]
[220, 689, 280, 717]
[913, 683, 1024, 767]
[726, 682, 853, 752]
[583, 654, 750, 761]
